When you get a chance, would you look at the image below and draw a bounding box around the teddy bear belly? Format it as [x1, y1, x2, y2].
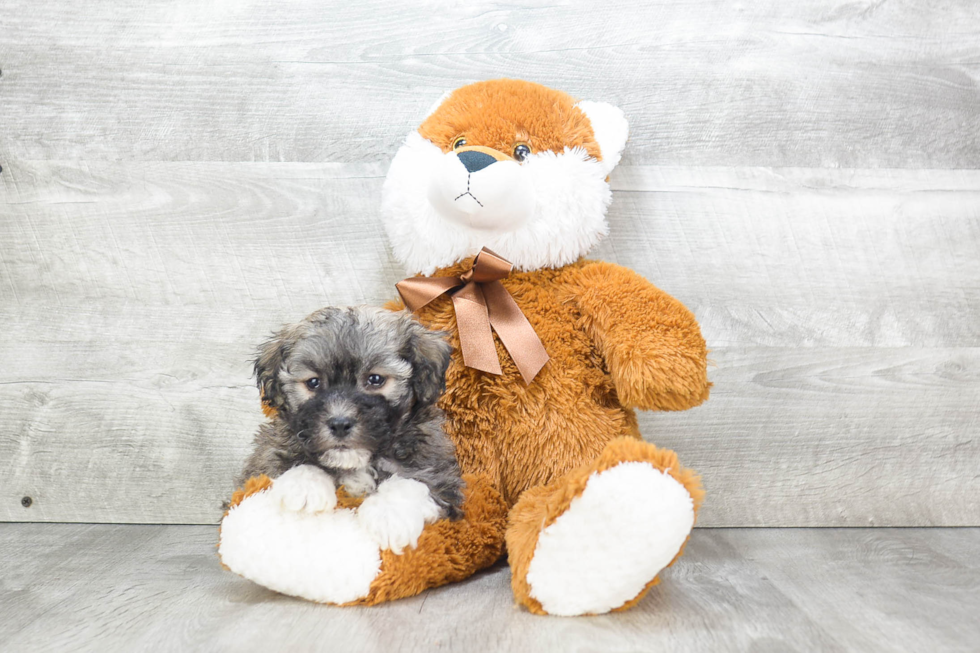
[439, 357, 641, 507]
[450, 408, 639, 506]
[413, 262, 640, 506]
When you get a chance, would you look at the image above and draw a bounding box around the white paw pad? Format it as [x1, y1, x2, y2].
[270, 465, 337, 514]
[526, 462, 696, 616]
[219, 481, 380, 604]
[357, 476, 441, 554]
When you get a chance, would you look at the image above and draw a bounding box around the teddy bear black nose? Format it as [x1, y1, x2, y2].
[326, 416, 353, 437]
[457, 150, 496, 173]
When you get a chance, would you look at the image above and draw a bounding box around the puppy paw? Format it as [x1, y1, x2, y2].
[271, 465, 337, 514]
[356, 476, 441, 554]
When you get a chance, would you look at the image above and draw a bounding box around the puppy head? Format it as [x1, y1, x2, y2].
[382, 78, 629, 275]
[254, 306, 451, 469]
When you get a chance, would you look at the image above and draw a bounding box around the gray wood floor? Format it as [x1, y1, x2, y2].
[1, 524, 978, 652]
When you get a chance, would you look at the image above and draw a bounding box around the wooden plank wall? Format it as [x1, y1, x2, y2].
[1, 0, 978, 526]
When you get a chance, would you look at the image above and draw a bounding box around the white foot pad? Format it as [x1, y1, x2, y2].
[525, 462, 695, 616]
[219, 481, 380, 604]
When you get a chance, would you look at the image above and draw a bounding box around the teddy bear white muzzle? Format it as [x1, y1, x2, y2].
[426, 150, 536, 232]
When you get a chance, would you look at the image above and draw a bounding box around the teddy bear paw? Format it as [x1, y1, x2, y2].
[357, 476, 441, 554]
[525, 461, 695, 616]
[270, 464, 338, 514]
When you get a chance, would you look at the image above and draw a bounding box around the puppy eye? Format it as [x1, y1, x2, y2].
[452, 137, 467, 150]
[366, 374, 385, 387]
[305, 378, 320, 390]
[513, 143, 531, 162]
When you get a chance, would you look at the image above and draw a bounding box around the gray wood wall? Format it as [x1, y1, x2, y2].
[1, 0, 978, 526]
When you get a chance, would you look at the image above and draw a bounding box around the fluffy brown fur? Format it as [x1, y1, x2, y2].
[230, 80, 709, 614]
[372, 256, 708, 613]
[348, 474, 507, 606]
[419, 79, 602, 161]
[386, 258, 709, 506]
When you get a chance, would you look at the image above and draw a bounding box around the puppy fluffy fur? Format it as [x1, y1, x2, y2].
[237, 306, 464, 520]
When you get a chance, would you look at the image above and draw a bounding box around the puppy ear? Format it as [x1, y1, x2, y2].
[253, 328, 295, 415]
[404, 321, 453, 406]
[255, 308, 342, 414]
[575, 100, 629, 176]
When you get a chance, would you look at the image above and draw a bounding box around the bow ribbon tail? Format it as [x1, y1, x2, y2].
[483, 280, 549, 384]
[395, 247, 549, 384]
[451, 282, 502, 375]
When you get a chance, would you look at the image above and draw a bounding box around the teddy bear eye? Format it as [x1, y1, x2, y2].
[305, 378, 320, 390]
[452, 137, 467, 150]
[366, 374, 386, 387]
[513, 143, 531, 162]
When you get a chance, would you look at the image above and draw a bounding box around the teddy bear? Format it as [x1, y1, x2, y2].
[220, 79, 710, 616]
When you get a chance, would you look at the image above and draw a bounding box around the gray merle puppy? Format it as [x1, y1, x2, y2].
[237, 306, 464, 553]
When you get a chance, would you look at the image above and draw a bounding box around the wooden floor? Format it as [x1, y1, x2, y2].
[1, 525, 977, 652]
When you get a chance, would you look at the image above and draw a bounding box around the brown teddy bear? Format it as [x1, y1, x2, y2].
[220, 79, 710, 616]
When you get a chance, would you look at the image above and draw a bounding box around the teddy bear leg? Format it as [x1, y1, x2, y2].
[351, 473, 509, 605]
[220, 473, 509, 606]
[506, 437, 704, 616]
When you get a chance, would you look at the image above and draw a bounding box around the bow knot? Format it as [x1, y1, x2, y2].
[458, 256, 510, 284]
[396, 248, 549, 384]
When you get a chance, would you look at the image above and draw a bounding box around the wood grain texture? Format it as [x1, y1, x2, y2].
[2, 0, 979, 527]
[2, 524, 979, 652]
[0, 0, 978, 167]
[714, 528, 980, 651]
[1, 161, 978, 525]
[2, 161, 977, 347]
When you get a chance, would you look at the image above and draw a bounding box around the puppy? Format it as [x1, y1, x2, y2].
[237, 306, 464, 553]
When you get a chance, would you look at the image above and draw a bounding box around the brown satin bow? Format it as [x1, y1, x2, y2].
[396, 248, 549, 384]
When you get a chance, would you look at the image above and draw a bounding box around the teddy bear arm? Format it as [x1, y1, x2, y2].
[568, 262, 710, 411]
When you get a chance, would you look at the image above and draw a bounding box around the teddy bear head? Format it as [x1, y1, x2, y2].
[382, 79, 629, 275]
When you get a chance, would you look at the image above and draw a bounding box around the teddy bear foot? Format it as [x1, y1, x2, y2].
[524, 462, 693, 616]
[507, 438, 704, 616]
[219, 475, 382, 604]
[219, 473, 508, 606]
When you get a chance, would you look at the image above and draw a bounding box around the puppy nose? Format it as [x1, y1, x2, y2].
[326, 416, 353, 437]
[457, 150, 496, 173]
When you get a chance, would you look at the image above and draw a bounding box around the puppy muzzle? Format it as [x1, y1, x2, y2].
[311, 410, 372, 470]
[295, 393, 361, 450]
[427, 146, 536, 231]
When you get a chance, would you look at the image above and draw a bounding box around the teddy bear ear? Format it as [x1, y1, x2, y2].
[575, 101, 629, 176]
[423, 90, 453, 119]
